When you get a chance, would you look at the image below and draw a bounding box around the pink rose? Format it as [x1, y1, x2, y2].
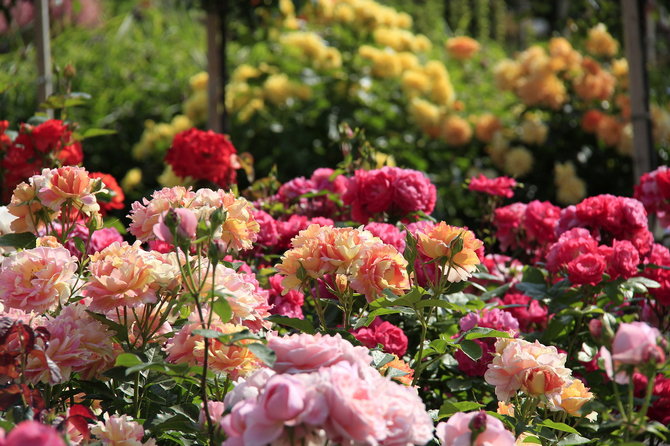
[258, 374, 307, 421]
[468, 174, 517, 198]
[153, 207, 198, 244]
[268, 333, 372, 374]
[603, 239, 640, 279]
[89, 227, 124, 253]
[612, 321, 665, 365]
[392, 168, 437, 216]
[436, 411, 515, 446]
[5, 421, 66, 446]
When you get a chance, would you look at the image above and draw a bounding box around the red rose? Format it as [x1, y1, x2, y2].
[57, 141, 83, 165]
[165, 128, 238, 188]
[566, 253, 606, 285]
[454, 338, 496, 377]
[468, 174, 517, 198]
[498, 292, 548, 332]
[31, 119, 69, 153]
[352, 320, 408, 356]
[90, 172, 125, 214]
[343, 168, 394, 223]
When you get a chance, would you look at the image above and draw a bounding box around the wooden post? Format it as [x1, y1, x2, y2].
[206, 0, 229, 133]
[621, 0, 655, 181]
[35, 0, 53, 118]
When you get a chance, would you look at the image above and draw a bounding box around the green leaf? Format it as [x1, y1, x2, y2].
[370, 350, 395, 368]
[464, 327, 511, 340]
[438, 401, 483, 418]
[212, 297, 232, 323]
[521, 436, 543, 444]
[459, 339, 482, 361]
[0, 232, 36, 249]
[522, 267, 546, 284]
[556, 434, 593, 445]
[80, 128, 117, 139]
[267, 315, 316, 334]
[385, 367, 409, 379]
[115, 353, 143, 368]
[247, 343, 276, 367]
[191, 329, 223, 339]
[539, 420, 579, 434]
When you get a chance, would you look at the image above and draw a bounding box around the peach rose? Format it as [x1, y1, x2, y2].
[91, 413, 156, 446]
[0, 245, 77, 313]
[416, 222, 483, 282]
[83, 241, 157, 312]
[485, 338, 571, 401]
[349, 244, 410, 301]
[8, 180, 53, 234]
[548, 378, 594, 416]
[38, 166, 100, 215]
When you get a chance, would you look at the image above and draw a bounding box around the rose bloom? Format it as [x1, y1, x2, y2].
[25, 303, 116, 384]
[0, 245, 77, 313]
[581, 109, 604, 133]
[342, 168, 394, 223]
[8, 180, 52, 234]
[548, 378, 594, 416]
[352, 320, 409, 356]
[585, 23, 618, 57]
[4, 420, 66, 446]
[37, 166, 100, 215]
[91, 413, 156, 446]
[611, 321, 664, 365]
[436, 411, 515, 446]
[468, 174, 517, 198]
[268, 332, 371, 374]
[364, 222, 406, 252]
[165, 128, 238, 188]
[445, 36, 481, 60]
[484, 338, 571, 401]
[83, 241, 157, 312]
[442, 115, 473, 146]
[128, 186, 196, 242]
[165, 314, 261, 380]
[474, 114, 503, 143]
[416, 222, 483, 282]
[349, 244, 410, 302]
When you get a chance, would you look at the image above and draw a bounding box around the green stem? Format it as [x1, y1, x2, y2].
[312, 281, 328, 331]
[411, 308, 428, 386]
[636, 373, 657, 433]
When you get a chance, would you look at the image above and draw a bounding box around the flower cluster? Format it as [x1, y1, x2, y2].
[8, 166, 103, 234]
[342, 167, 436, 223]
[454, 308, 519, 376]
[485, 338, 593, 416]
[128, 186, 259, 251]
[221, 333, 434, 445]
[493, 200, 561, 258]
[277, 224, 410, 301]
[165, 128, 239, 188]
[275, 167, 347, 218]
[468, 174, 517, 198]
[436, 411, 515, 446]
[0, 119, 83, 201]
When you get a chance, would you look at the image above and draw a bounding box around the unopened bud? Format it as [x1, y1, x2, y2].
[588, 319, 602, 339]
[63, 63, 77, 79]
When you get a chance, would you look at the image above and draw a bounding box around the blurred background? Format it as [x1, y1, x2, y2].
[1, 0, 669, 225]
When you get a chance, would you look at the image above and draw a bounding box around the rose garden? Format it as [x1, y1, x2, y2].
[0, 0, 669, 445]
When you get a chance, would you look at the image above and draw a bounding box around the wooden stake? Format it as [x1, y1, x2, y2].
[206, 0, 229, 133]
[621, 0, 655, 181]
[35, 0, 53, 118]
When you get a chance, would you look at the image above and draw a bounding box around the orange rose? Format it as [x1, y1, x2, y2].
[445, 36, 480, 60]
